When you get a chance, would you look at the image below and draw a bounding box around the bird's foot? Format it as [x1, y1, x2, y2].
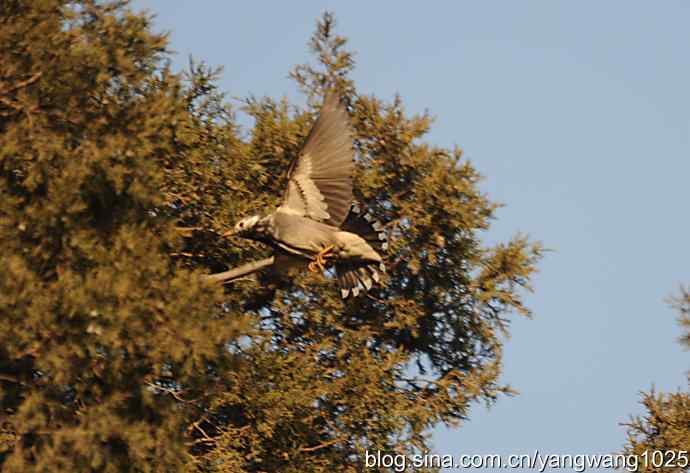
[308, 245, 335, 273]
[307, 261, 320, 272]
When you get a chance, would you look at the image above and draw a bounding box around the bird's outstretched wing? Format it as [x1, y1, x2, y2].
[277, 91, 355, 228]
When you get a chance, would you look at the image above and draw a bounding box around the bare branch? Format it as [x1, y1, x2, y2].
[0, 373, 25, 385]
[299, 437, 340, 452]
[146, 381, 198, 404]
[201, 256, 275, 284]
[0, 72, 42, 96]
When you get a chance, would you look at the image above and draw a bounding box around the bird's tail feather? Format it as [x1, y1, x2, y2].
[336, 202, 388, 298]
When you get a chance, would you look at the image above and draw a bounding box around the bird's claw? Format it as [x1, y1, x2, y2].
[307, 261, 321, 273]
[308, 245, 335, 273]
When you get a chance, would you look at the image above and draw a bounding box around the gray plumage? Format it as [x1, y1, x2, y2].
[226, 91, 387, 298]
[278, 92, 354, 227]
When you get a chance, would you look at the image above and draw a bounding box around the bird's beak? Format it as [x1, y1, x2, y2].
[222, 229, 236, 238]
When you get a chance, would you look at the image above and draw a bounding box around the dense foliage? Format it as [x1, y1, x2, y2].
[0, 2, 542, 471]
[622, 288, 690, 473]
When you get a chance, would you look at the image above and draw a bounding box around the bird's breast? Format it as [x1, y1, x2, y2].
[271, 212, 339, 257]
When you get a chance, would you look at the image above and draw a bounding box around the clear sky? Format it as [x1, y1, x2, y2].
[131, 1, 690, 470]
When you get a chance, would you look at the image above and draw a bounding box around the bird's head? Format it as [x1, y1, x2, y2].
[223, 215, 264, 239]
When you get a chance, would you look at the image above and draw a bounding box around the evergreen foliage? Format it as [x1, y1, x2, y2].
[1, 2, 543, 471]
[622, 288, 690, 473]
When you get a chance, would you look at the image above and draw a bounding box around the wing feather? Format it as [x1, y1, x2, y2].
[278, 91, 354, 227]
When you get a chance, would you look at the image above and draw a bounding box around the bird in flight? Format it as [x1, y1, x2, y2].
[224, 91, 387, 298]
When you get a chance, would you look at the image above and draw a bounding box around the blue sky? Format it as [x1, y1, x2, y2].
[131, 1, 690, 469]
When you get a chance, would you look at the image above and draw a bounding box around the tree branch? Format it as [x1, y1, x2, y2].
[201, 256, 275, 284]
[0, 72, 42, 96]
[0, 373, 25, 385]
[299, 437, 341, 452]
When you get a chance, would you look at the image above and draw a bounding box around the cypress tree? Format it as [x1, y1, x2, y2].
[622, 288, 690, 473]
[1, 3, 543, 471]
